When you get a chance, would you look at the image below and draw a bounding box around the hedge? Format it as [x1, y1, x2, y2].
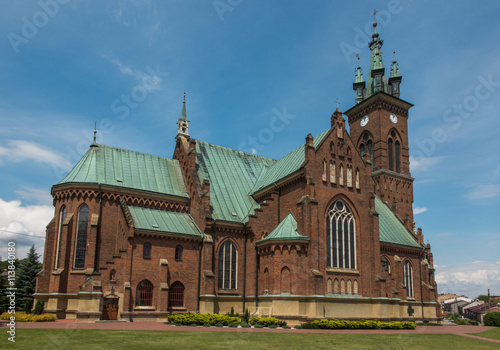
[0, 312, 56, 322]
[249, 316, 280, 327]
[167, 313, 240, 326]
[484, 312, 500, 327]
[300, 319, 416, 330]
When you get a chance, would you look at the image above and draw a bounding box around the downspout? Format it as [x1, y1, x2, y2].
[242, 223, 247, 314]
[273, 183, 280, 225]
[419, 246, 426, 321]
[93, 184, 102, 272]
[196, 235, 203, 313]
[255, 245, 259, 310]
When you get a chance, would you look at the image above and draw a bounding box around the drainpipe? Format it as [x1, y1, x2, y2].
[273, 183, 280, 225]
[196, 235, 203, 313]
[93, 184, 102, 272]
[419, 245, 426, 321]
[255, 245, 259, 311]
[242, 223, 247, 314]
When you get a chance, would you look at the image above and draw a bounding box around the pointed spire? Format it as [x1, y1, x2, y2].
[180, 90, 187, 121]
[390, 50, 401, 78]
[176, 91, 190, 140]
[354, 54, 364, 83]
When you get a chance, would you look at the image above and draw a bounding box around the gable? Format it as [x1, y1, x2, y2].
[252, 129, 330, 194]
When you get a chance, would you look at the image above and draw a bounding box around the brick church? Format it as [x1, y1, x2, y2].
[35, 19, 440, 322]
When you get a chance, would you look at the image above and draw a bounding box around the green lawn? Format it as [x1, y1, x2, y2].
[7, 329, 500, 350]
[473, 328, 500, 341]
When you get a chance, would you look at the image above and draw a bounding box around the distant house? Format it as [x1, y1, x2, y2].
[465, 303, 500, 324]
[442, 297, 473, 314]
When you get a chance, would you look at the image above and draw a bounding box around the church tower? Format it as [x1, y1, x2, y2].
[176, 91, 189, 140]
[345, 17, 415, 230]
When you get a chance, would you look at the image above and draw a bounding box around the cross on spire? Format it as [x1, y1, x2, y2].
[371, 9, 379, 19]
[93, 121, 97, 144]
[335, 99, 340, 108]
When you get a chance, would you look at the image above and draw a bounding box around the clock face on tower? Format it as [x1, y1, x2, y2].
[390, 113, 398, 124]
[360, 115, 369, 127]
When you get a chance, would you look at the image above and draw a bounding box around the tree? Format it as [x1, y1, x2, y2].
[477, 295, 499, 304]
[16, 245, 42, 313]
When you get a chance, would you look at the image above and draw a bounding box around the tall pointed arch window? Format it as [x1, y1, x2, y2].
[395, 141, 401, 173]
[403, 260, 414, 297]
[367, 140, 373, 169]
[326, 200, 356, 269]
[168, 281, 185, 308]
[74, 204, 89, 269]
[218, 241, 237, 290]
[388, 138, 394, 171]
[54, 205, 67, 269]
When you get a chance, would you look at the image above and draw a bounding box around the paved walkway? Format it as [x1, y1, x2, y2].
[2, 320, 499, 344]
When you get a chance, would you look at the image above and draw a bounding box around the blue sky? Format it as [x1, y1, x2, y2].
[0, 0, 499, 298]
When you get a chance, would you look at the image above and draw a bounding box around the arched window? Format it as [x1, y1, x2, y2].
[175, 245, 183, 261]
[395, 141, 400, 173]
[280, 266, 291, 294]
[327, 278, 332, 294]
[353, 280, 359, 294]
[330, 161, 335, 183]
[355, 168, 360, 189]
[367, 140, 373, 169]
[326, 200, 356, 269]
[330, 141, 335, 154]
[388, 138, 394, 171]
[340, 279, 346, 294]
[334, 279, 339, 294]
[359, 144, 365, 157]
[346, 166, 352, 187]
[403, 261, 414, 297]
[54, 205, 67, 269]
[218, 241, 237, 290]
[143, 242, 151, 259]
[110, 269, 116, 282]
[168, 281, 184, 308]
[322, 160, 327, 182]
[74, 204, 89, 269]
[136, 279, 153, 306]
[339, 165, 344, 186]
[381, 257, 391, 273]
[347, 280, 352, 294]
[263, 268, 270, 294]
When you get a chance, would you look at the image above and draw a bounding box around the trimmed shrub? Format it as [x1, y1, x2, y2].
[167, 312, 241, 326]
[0, 312, 55, 322]
[299, 319, 416, 330]
[484, 312, 500, 327]
[249, 316, 279, 327]
[278, 320, 287, 327]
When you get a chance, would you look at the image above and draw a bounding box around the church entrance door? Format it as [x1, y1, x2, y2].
[102, 298, 119, 320]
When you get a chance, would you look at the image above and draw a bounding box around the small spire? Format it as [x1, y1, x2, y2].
[91, 121, 98, 147]
[180, 91, 187, 121]
[176, 91, 190, 140]
[390, 50, 401, 78]
[354, 53, 364, 83]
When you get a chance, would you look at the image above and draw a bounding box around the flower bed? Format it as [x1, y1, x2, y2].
[0, 312, 56, 322]
[299, 319, 416, 330]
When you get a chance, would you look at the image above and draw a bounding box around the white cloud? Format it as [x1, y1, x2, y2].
[0, 198, 52, 261]
[466, 184, 500, 200]
[413, 206, 428, 215]
[0, 140, 71, 169]
[106, 58, 164, 92]
[409, 156, 445, 172]
[435, 261, 500, 298]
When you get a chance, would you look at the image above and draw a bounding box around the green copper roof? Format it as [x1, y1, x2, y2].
[252, 129, 330, 193]
[375, 196, 421, 248]
[195, 140, 276, 223]
[256, 213, 309, 245]
[128, 206, 202, 238]
[58, 144, 189, 198]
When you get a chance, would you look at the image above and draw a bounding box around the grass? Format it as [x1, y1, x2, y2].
[472, 328, 500, 341]
[9, 329, 500, 350]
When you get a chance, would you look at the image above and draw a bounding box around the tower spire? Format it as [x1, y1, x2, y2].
[176, 91, 190, 140]
[353, 53, 366, 104]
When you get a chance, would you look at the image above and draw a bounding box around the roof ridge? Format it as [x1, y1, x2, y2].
[193, 139, 277, 161]
[93, 143, 177, 162]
